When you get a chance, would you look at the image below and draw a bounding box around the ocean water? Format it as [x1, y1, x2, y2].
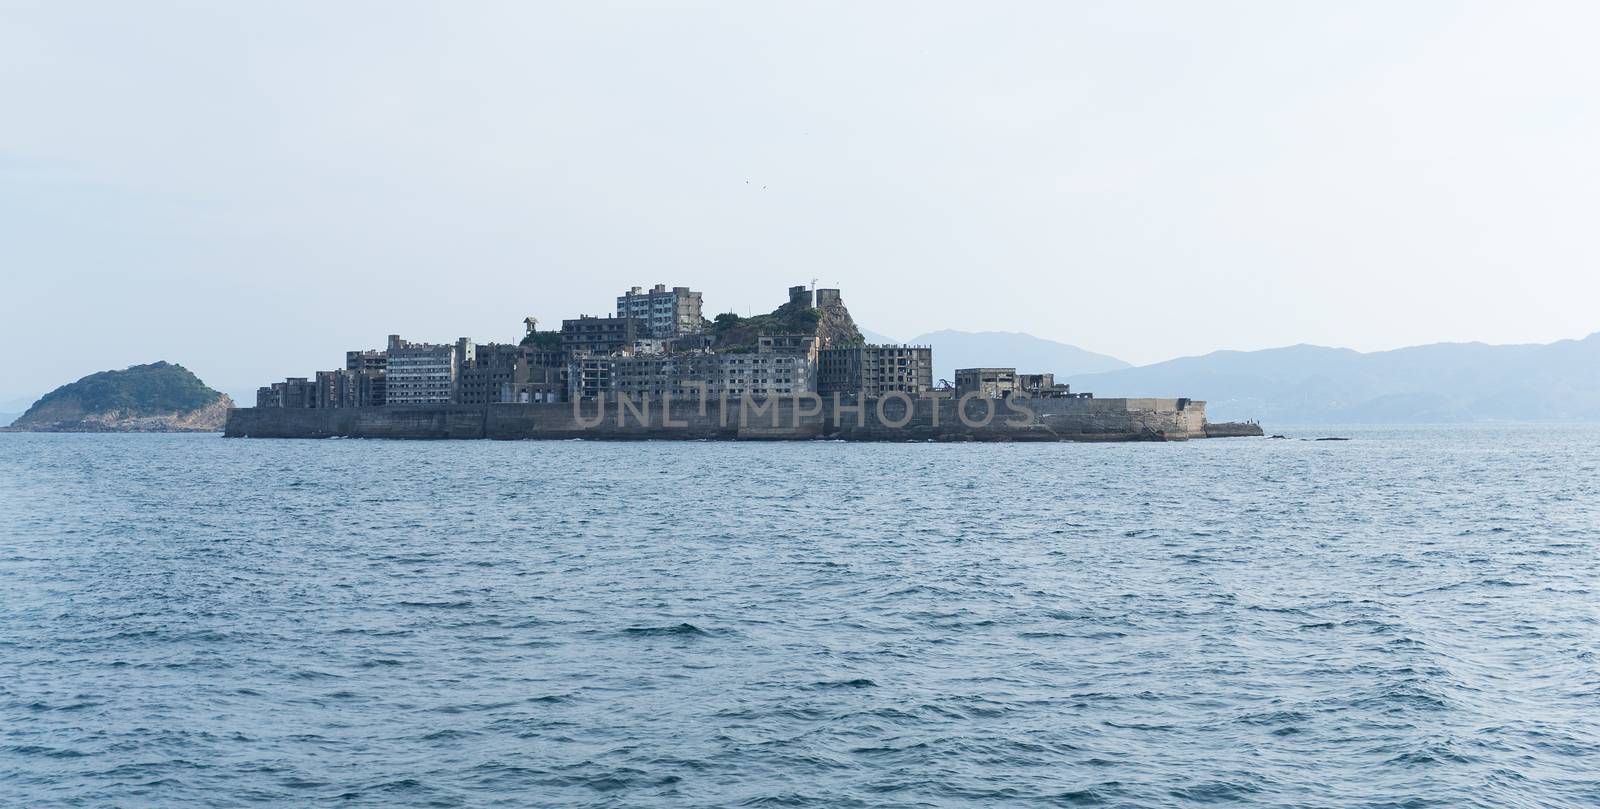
[2, 427, 1599, 808]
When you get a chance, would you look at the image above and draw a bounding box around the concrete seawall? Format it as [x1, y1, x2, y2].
[225, 396, 1263, 441]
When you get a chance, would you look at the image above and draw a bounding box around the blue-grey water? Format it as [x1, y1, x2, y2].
[3, 427, 1599, 808]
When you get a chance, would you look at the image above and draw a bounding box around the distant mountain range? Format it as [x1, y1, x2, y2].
[857, 328, 903, 346]
[863, 329, 1131, 385]
[1067, 333, 1600, 424]
[859, 327, 1600, 424]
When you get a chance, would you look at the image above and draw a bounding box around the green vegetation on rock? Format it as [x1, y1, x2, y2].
[711, 295, 861, 352]
[710, 302, 820, 335]
[11, 361, 228, 431]
[520, 330, 561, 350]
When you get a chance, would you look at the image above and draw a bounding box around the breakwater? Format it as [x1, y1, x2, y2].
[225, 395, 1261, 441]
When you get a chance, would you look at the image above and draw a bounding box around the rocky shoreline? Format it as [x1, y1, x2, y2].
[3, 396, 233, 433]
[6, 362, 233, 433]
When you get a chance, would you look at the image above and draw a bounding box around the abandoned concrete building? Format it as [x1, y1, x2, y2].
[817, 345, 934, 398]
[245, 283, 1114, 416]
[616, 284, 704, 338]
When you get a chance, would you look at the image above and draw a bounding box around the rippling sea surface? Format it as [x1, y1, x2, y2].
[3, 427, 1599, 807]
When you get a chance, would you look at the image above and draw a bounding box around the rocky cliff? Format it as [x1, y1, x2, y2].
[7, 362, 233, 432]
[814, 293, 865, 347]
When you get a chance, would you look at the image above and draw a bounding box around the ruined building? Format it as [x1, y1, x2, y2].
[818, 345, 934, 397]
[616, 284, 704, 338]
[386, 335, 472, 406]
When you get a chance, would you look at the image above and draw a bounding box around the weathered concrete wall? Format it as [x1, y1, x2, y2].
[225, 406, 477, 439]
[1203, 421, 1263, 438]
[225, 396, 1255, 442]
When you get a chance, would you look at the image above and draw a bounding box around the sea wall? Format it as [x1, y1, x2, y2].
[225, 395, 1255, 441]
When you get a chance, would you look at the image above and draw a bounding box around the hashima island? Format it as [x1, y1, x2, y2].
[230, 284, 1261, 442]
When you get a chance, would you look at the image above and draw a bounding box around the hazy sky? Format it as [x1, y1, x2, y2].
[4, 1, 1599, 400]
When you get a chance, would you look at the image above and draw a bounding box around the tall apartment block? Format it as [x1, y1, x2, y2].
[616, 284, 704, 338]
[386, 335, 473, 405]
